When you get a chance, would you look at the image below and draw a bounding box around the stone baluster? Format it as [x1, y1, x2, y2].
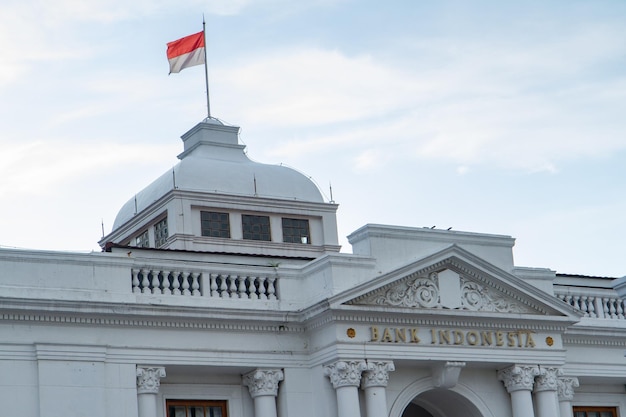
[219, 275, 228, 298]
[191, 272, 201, 296]
[534, 367, 562, 417]
[324, 360, 368, 417]
[268, 277, 277, 300]
[132, 269, 141, 293]
[243, 369, 284, 417]
[557, 377, 579, 417]
[210, 273, 218, 297]
[361, 361, 394, 417]
[498, 365, 540, 417]
[136, 366, 166, 417]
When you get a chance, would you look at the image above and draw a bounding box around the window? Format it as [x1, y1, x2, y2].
[154, 218, 168, 247]
[135, 230, 149, 248]
[282, 218, 310, 244]
[242, 214, 271, 241]
[573, 407, 618, 417]
[167, 400, 227, 417]
[201, 211, 231, 238]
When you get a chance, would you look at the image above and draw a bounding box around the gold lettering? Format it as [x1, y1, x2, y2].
[410, 328, 420, 343]
[439, 330, 451, 345]
[466, 331, 479, 346]
[481, 331, 493, 346]
[516, 331, 523, 347]
[395, 328, 407, 343]
[430, 328, 436, 344]
[496, 331, 504, 346]
[507, 331, 516, 347]
[525, 331, 536, 348]
[454, 330, 464, 345]
[382, 328, 393, 343]
[371, 326, 379, 342]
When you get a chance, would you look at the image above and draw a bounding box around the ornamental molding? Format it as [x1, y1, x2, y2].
[136, 366, 166, 394]
[350, 262, 539, 315]
[534, 367, 562, 392]
[432, 361, 466, 389]
[361, 361, 395, 388]
[304, 311, 569, 332]
[557, 376, 579, 401]
[498, 365, 540, 393]
[0, 312, 304, 333]
[324, 360, 368, 388]
[242, 369, 284, 398]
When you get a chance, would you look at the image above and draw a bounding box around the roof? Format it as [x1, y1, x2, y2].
[113, 120, 324, 229]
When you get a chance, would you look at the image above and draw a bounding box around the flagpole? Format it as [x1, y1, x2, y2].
[203, 16, 211, 119]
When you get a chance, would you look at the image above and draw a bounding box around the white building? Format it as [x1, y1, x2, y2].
[1, 119, 625, 417]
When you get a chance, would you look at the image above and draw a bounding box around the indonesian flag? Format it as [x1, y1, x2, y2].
[166, 31, 205, 74]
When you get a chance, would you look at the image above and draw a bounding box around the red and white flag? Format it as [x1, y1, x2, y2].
[166, 31, 205, 74]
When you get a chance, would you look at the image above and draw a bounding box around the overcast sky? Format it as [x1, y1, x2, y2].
[1, 0, 625, 277]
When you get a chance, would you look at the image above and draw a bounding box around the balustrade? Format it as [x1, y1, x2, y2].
[131, 268, 278, 300]
[555, 289, 625, 320]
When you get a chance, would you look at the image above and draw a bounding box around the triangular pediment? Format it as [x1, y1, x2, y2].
[335, 245, 580, 320]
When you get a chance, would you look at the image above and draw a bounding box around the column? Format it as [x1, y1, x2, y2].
[361, 361, 395, 417]
[498, 365, 540, 417]
[324, 360, 368, 417]
[243, 369, 284, 417]
[534, 367, 562, 417]
[557, 377, 579, 417]
[136, 366, 166, 417]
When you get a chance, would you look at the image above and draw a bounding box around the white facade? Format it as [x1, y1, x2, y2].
[1, 120, 625, 417]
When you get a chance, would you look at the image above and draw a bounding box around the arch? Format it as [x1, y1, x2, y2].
[389, 377, 495, 417]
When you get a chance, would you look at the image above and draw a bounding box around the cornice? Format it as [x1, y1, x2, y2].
[0, 298, 305, 333]
[304, 309, 571, 332]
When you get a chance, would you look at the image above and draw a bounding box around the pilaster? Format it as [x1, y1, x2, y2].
[136, 366, 166, 417]
[324, 360, 367, 417]
[243, 369, 284, 417]
[362, 361, 395, 417]
[498, 365, 539, 417]
[557, 376, 579, 417]
[534, 367, 562, 417]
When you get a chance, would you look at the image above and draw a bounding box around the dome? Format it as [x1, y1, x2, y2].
[112, 121, 324, 229]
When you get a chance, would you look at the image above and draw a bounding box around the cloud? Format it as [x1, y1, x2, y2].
[215, 21, 626, 173]
[0, 140, 177, 197]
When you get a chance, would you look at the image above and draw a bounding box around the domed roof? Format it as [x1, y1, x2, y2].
[113, 120, 324, 229]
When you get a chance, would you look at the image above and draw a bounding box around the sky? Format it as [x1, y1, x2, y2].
[0, 0, 625, 277]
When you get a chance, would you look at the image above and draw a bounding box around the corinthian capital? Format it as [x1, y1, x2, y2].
[497, 365, 539, 393]
[243, 369, 284, 398]
[534, 367, 563, 392]
[361, 361, 395, 389]
[557, 376, 580, 401]
[136, 366, 166, 394]
[324, 360, 367, 389]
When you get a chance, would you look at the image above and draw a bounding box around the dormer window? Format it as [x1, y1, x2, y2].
[282, 218, 310, 244]
[154, 218, 168, 247]
[201, 211, 231, 238]
[135, 230, 149, 248]
[242, 214, 271, 241]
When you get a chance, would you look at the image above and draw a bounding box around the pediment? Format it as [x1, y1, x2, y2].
[338, 245, 580, 319]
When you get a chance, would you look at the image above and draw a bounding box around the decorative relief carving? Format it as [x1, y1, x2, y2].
[354, 268, 535, 314]
[243, 369, 284, 398]
[324, 360, 367, 389]
[361, 361, 395, 388]
[498, 365, 540, 393]
[369, 273, 440, 308]
[534, 367, 563, 392]
[460, 279, 533, 314]
[557, 376, 579, 401]
[136, 366, 166, 394]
